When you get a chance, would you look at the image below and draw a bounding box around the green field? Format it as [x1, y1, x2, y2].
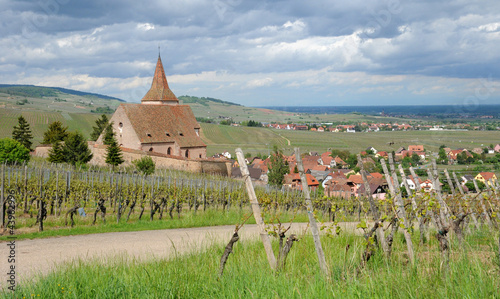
[200, 123, 500, 157]
[0, 109, 102, 144]
[187, 99, 417, 124]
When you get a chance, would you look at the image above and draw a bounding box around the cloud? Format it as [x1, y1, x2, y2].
[0, 0, 498, 106]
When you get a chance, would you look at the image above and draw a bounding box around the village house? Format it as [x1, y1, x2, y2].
[366, 146, 378, 154]
[471, 148, 483, 155]
[284, 173, 320, 191]
[475, 172, 497, 186]
[96, 55, 206, 159]
[357, 178, 387, 199]
[420, 179, 434, 192]
[461, 174, 475, 185]
[408, 145, 424, 152]
[495, 144, 500, 153]
[333, 156, 348, 168]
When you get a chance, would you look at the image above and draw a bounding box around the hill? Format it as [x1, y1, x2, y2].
[0, 84, 124, 102]
[0, 84, 124, 115]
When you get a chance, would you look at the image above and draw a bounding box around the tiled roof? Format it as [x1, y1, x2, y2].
[120, 104, 205, 148]
[286, 173, 320, 186]
[478, 172, 496, 180]
[141, 56, 179, 103]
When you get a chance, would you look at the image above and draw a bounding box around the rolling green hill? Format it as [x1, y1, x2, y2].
[1, 86, 499, 158]
[0, 84, 123, 115]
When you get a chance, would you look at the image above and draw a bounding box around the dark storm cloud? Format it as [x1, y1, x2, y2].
[0, 0, 499, 105]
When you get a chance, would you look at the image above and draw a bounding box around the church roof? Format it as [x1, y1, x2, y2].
[119, 103, 205, 148]
[141, 55, 179, 103]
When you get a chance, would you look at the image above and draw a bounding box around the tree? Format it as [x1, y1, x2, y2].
[90, 114, 109, 141]
[346, 154, 358, 169]
[105, 128, 124, 170]
[438, 148, 448, 164]
[457, 151, 468, 165]
[12, 116, 33, 151]
[48, 141, 65, 163]
[42, 121, 68, 144]
[63, 131, 93, 166]
[133, 156, 155, 176]
[268, 145, 289, 187]
[411, 153, 421, 165]
[330, 149, 350, 161]
[0, 138, 30, 165]
[465, 181, 485, 192]
[103, 122, 115, 145]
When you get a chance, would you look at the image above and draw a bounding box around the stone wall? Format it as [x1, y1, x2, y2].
[34, 142, 231, 176]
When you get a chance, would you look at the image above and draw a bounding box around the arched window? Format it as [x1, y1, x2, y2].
[167, 147, 172, 155]
[149, 147, 153, 152]
[185, 149, 189, 158]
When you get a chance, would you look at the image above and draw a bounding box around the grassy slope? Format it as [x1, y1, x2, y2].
[11, 229, 499, 298]
[0, 109, 102, 144]
[188, 99, 414, 124]
[1, 91, 499, 156]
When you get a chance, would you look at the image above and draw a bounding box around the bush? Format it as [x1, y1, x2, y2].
[0, 138, 30, 165]
[133, 156, 155, 175]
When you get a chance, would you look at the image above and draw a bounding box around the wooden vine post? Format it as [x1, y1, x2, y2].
[295, 147, 329, 277]
[235, 148, 277, 270]
[357, 155, 389, 255]
[0, 163, 4, 229]
[381, 156, 415, 266]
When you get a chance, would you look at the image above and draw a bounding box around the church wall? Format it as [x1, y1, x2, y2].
[141, 142, 179, 156]
[110, 106, 142, 150]
[181, 147, 207, 159]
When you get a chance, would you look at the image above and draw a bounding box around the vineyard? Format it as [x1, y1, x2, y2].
[0, 109, 101, 144]
[1, 153, 499, 264]
[0, 161, 318, 238]
[3, 152, 500, 298]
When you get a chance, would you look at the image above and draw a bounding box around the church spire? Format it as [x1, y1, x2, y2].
[141, 54, 179, 105]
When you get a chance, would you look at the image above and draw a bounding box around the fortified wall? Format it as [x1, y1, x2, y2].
[34, 142, 232, 176]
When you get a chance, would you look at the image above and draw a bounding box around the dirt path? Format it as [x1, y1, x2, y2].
[0, 222, 359, 286]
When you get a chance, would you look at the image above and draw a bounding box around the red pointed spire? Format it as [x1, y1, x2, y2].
[141, 55, 179, 104]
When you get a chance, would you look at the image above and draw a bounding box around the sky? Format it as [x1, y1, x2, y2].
[1, 0, 499, 107]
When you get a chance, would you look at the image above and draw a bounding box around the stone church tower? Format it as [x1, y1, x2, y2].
[96, 55, 207, 159]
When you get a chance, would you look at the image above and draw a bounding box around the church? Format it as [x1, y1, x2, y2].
[97, 55, 207, 159]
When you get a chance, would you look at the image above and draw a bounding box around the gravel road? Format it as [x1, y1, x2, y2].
[0, 222, 359, 287]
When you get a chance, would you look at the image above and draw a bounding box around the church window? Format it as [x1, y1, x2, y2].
[167, 147, 172, 155]
[185, 149, 189, 158]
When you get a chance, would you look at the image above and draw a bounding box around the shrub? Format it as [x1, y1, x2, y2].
[133, 156, 155, 175]
[0, 138, 30, 165]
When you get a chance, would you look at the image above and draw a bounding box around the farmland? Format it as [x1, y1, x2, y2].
[0, 109, 102, 143]
[200, 122, 500, 157]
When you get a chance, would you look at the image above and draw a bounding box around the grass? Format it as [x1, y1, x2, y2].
[0, 109, 103, 145]
[8, 228, 500, 298]
[1, 207, 311, 241]
[200, 122, 500, 157]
